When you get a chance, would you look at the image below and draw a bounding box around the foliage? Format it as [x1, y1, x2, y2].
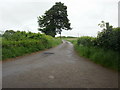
[97, 27, 120, 51]
[69, 39, 119, 71]
[77, 22, 120, 52]
[74, 45, 119, 71]
[38, 2, 72, 37]
[69, 21, 120, 71]
[77, 36, 96, 47]
[2, 30, 61, 60]
[3, 30, 48, 41]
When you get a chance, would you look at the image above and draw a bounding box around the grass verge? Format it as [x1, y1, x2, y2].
[2, 38, 62, 60]
[68, 39, 119, 71]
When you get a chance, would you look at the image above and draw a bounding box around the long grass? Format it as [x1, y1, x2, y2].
[67, 39, 119, 71]
[74, 44, 119, 71]
[2, 37, 61, 60]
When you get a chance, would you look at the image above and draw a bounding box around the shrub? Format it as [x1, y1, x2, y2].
[2, 30, 62, 60]
[97, 26, 120, 52]
[77, 36, 96, 46]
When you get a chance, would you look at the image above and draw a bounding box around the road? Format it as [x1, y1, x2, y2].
[2, 40, 118, 88]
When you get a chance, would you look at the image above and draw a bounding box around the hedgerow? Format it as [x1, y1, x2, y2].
[73, 22, 120, 71]
[2, 30, 62, 60]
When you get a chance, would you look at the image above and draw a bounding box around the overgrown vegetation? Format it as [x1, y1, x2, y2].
[74, 45, 119, 71]
[2, 30, 62, 60]
[69, 21, 120, 71]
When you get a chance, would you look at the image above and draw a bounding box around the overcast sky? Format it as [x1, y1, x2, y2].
[0, 0, 119, 37]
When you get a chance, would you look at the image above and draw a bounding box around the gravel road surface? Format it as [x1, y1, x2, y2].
[2, 40, 118, 88]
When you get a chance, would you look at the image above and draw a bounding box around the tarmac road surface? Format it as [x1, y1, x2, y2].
[2, 40, 118, 88]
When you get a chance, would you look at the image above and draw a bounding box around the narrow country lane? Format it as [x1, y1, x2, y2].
[2, 40, 118, 88]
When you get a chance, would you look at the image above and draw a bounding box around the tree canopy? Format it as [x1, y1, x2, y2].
[38, 2, 72, 37]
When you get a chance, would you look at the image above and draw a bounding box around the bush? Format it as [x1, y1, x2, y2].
[77, 27, 120, 52]
[77, 36, 96, 46]
[70, 22, 120, 71]
[97, 27, 120, 52]
[2, 30, 62, 60]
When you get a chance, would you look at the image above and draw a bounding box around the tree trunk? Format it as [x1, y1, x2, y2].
[60, 33, 61, 39]
[59, 29, 62, 39]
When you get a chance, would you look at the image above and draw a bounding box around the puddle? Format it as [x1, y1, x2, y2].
[43, 52, 54, 54]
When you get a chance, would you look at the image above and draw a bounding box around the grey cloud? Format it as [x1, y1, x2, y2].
[0, 0, 118, 36]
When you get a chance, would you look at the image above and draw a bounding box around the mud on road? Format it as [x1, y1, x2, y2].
[2, 40, 118, 88]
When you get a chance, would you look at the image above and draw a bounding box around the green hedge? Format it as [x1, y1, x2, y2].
[97, 27, 120, 51]
[2, 30, 61, 60]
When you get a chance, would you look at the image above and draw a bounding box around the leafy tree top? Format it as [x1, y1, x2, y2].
[38, 2, 72, 37]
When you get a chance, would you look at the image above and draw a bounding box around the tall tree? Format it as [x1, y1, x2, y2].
[38, 2, 72, 37]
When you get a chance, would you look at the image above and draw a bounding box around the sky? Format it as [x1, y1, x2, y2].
[0, 0, 119, 37]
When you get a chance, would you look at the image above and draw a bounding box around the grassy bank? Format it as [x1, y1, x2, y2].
[74, 44, 119, 71]
[67, 39, 119, 71]
[2, 31, 62, 60]
[65, 23, 120, 71]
